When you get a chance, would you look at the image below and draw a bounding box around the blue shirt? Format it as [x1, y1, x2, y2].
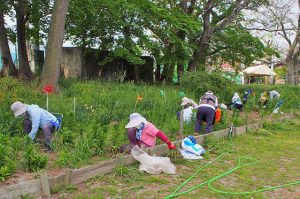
[26, 105, 57, 140]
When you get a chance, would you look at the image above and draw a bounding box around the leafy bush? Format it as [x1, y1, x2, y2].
[0, 134, 16, 181]
[180, 71, 237, 103]
[22, 141, 48, 172]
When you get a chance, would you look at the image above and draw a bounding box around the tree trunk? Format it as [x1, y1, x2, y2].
[286, 59, 300, 85]
[16, 0, 33, 79]
[0, 12, 18, 76]
[188, 47, 207, 72]
[188, 11, 214, 72]
[161, 64, 174, 82]
[177, 64, 184, 82]
[41, 0, 69, 90]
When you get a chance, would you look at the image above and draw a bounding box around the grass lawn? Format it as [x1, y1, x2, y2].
[52, 113, 300, 199]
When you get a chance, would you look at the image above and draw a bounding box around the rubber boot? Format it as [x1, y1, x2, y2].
[44, 139, 53, 152]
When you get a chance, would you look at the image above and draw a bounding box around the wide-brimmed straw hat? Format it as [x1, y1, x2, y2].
[260, 96, 267, 103]
[181, 97, 191, 106]
[125, 113, 147, 128]
[11, 101, 28, 117]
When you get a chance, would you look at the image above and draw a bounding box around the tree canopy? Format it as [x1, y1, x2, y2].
[1, 0, 284, 83]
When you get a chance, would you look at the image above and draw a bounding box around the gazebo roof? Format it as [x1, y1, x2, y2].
[243, 64, 276, 76]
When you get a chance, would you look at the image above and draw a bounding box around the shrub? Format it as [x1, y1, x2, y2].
[180, 72, 237, 103]
[22, 141, 48, 172]
[0, 134, 16, 181]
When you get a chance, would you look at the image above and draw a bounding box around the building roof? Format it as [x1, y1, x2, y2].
[243, 64, 276, 76]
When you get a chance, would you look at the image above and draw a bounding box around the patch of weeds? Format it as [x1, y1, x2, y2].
[232, 117, 244, 126]
[20, 194, 34, 199]
[113, 164, 144, 182]
[51, 184, 78, 194]
[167, 149, 185, 164]
[22, 141, 48, 172]
[147, 176, 169, 184]
[0, 135, 16, 181]
[250, 128, 274, 137]
[130, 185, 144, 191]
[93, 186, 118, 196]
[204, 135, 225, 154]
[263, 121, 286, 131]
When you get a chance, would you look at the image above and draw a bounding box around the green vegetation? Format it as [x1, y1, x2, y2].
[0, 76, 299, 182]
[58, 115, 300, 198]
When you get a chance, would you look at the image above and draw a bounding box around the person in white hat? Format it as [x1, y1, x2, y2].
[120, 113, 176, 153]
[11, 101, 59, 151]
[231, 92, 243, 110]
[195, 91, 218, 134]
[178, 97, 198, 123]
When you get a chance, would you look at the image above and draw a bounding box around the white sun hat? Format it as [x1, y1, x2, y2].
[11, 101, 28, 117]
[125, 113, 147, 128]
[181, 97, 191, 106]
[205, 91, 214, 95]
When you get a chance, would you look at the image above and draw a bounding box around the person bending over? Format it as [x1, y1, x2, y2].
[120, 113, 176, 153]
[194, 91, 218, 135]
[11, 101, 60, 151]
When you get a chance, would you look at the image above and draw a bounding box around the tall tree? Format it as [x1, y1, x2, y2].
[187, 0, 267, 71]
[0, 11, 18, 76]
[14, 0, 33, 79]
[41, 0, 69, 89]
[246, 0, 300, 85]
[284, 1, 300, 85]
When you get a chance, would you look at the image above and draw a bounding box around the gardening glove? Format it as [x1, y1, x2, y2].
[167, 142, 176, 150]
[156, 131, 176, 150]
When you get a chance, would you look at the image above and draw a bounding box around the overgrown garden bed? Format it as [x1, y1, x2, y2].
[52, 114, 300, 198]
[0, 74, 299, 187]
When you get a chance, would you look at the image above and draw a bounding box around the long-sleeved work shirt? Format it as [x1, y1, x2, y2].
[26, 105, 57, 140]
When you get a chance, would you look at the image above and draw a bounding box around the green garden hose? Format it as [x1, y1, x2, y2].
[165, 126, 300, 198]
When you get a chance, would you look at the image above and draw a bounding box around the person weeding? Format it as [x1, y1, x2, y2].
[260, 91, 269, 107]
[242, 89, 253, 104]
[231, 92, 243, 110]
[177, 97, 198, 123]
[269, 90, 280, 100]
[194, 91, 218, 135]
[119, 113, 176, 153]
[11, 101, 60, 151]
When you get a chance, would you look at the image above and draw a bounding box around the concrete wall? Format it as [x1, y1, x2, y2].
[61, 47, 154, 82]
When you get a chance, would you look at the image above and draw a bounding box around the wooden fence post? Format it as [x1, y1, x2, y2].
[64, 169, 73, 186]
[179, 109, 184, 135]
[40, 172, 51, 197]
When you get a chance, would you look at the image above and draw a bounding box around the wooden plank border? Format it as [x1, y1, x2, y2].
[0, 114, 294, 199]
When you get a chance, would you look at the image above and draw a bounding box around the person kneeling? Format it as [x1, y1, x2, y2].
[120, 113, 176, 153]
[231, 92, 243, 110]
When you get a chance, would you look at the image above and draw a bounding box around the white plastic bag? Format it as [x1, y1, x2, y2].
[180, 149, 204, 160]
[131, 145, 176, 175]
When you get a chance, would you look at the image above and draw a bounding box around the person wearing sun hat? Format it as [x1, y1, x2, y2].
[195, 91, 218, 135]
[178, 97, 198, 123]
[120, 113, 176, 153]
[11, 101, 59, 151]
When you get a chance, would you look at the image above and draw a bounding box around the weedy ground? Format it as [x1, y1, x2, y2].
[50, 113, 300, 199]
